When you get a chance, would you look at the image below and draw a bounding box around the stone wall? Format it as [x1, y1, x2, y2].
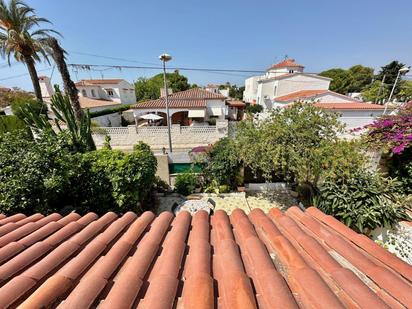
[92, 120, 228, 149]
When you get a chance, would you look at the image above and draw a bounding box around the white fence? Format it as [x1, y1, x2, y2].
[93, 122, 228, 148]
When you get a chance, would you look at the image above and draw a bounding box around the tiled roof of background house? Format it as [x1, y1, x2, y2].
[313, 102, 386, 110]
[275, 89, 330, 102]
[167, 88, 226, 100]
[75, 79, 124, 86]
[274, 89, 359, 103]
[133, 99, 207, 109]
[226, 100, 246, 108]
[268, 58, 305, 70]
[0, 207, 410, 308]
[131, 88, 225, 109]
[78, 97, 121, 109]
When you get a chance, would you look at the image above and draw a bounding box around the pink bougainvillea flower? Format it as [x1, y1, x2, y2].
[392, 143, 407, 154]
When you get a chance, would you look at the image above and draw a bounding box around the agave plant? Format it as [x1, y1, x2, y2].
[19, 86, 95, 152]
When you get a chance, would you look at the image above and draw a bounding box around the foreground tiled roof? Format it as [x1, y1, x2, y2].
[0, 207, 410, 308]
[75, 79, 124, 86]
[132, 88, 225, 109]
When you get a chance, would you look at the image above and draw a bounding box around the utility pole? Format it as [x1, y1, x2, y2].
[384, 67, 410, 114]
[159, 53, 173, 153]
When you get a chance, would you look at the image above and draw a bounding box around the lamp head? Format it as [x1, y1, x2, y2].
[399, 67, 410, 74]
[159, 53, 172, 62]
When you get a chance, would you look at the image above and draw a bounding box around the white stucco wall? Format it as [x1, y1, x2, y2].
[316, 93, 357, 103]
[275, 75, 330, 97]
[243, 76, 261, 103]
[266, 66, 304, 78]
[92, 121, 229, 149]
[329, 109, 383, 130]
[77, 80, 136, 105]
[206, 100, 226, 120]
[92, 113, 122, 127]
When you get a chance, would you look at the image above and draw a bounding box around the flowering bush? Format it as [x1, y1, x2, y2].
[364, 106, 412, 154]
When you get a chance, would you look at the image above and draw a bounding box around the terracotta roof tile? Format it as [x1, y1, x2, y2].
[75, 79, 124, 86]
[275, 89, 330, 102]
[131, 87, 225, 109]
[0, 208, 409, 308]
[268, 58, 305, 70]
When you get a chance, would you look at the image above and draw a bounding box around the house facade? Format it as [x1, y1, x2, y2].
[243, 58, 361, 109]
[130, 88, 227, 126]
[75, 79, 136, 105]
[39, 77, 135, 126]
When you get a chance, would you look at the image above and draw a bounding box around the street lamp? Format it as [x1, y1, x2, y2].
[384, 66, 410, 114]
[159, 53, 173, 153]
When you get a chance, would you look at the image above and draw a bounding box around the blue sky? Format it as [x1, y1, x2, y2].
[1, 0, 411, 90]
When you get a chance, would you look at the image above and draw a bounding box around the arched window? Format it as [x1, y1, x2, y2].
[91, 89, 96, 97]
[81, 89, 87, 97]
[289, 69, 294, 73]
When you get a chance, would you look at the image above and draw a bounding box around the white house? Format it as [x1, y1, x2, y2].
[75, 79, 136, 105]
[243, 58, 362, 109]
[205, 84, 229, 97]
[129, 88, 227, 126]
[39, 76, 136, 126]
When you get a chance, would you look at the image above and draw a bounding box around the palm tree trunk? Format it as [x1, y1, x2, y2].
[47, 38, 83, 121]
[24, 55, 43, 102]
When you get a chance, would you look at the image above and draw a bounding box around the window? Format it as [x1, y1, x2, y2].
[81, 89, 87, 97]
[91, 89, 96, 97]
[106, 89, 114, 96]
[289, 69, 294, 73]
[274, 86, 277, 96]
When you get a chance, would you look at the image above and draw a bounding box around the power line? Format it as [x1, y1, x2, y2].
[67, 62, 267, 74]
[68, 51, 159, 66]
[0, 68, 53, 81]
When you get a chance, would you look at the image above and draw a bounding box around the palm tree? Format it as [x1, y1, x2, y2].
[47, 37, 82, 120]
[0, 0, 60, 102]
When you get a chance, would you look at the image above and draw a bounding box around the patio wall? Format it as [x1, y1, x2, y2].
[92, 121, 228, 149]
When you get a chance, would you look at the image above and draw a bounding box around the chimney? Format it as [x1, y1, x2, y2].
[160, 87, 172, 97]
[38, 76, 55, 98]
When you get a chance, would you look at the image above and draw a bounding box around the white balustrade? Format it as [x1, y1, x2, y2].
[92, 123, 228, 147]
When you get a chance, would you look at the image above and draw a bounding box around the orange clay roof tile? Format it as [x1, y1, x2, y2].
[0, 208, 408, 308]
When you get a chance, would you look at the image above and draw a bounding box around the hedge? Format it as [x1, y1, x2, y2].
[89, 104, 131, 118]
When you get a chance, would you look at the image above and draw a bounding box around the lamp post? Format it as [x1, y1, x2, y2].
[159, 53, 173, 153]
[384, 67, 410, 114]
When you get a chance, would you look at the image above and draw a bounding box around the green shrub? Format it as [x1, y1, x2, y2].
[89, 104, 131, 118]
[0, 132, 157, 215]
[0, 115, 28, 134]
[0, 131, 81, 214]
[11, 97, 47, 120]
[236, 102, 351, 186]
[208, 117, 217, 125]
[313, 169, 411, 234]
[388, 148, 412, 195]
[175, 172, 198, 196]
[245, 104, 263, 114]
[80, 146, 157, 213]
[200, 137, 241, 189]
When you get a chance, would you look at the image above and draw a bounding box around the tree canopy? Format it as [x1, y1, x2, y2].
[134, 70, 191, 101]
[319, 65, 374, 94]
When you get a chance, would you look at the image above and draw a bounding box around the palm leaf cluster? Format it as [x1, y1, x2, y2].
[0, 0, 58, 63]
